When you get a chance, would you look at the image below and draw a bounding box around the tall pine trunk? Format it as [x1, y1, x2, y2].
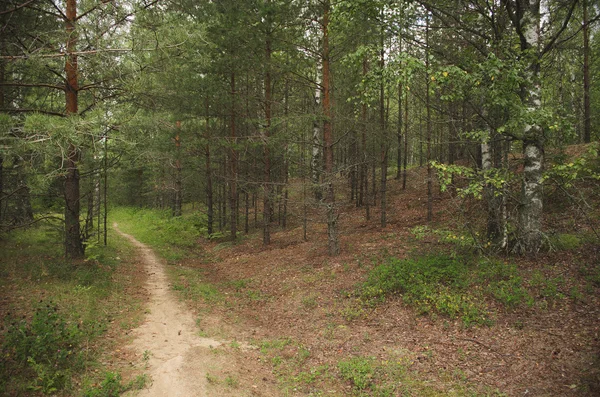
[173, 121, 182, 217]
[263, 32, 272, 245]
[205, 102, 214, 236]
[64, 0, 84, 259]
[229, 73, 237, 239]
[425, 15, 433, 222]
[379, 30, 388, 228]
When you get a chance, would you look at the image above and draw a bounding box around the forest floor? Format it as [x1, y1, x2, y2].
[115, 166, 600, 396]
[3, 162, 598, 396]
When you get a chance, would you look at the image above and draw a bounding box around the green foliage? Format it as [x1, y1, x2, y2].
[1, 302, 83, 394]
[543, 143, 600, 188]
[488, 278, 533, 308]
[411, 225, 478, 249]
[0, 224, 145, 395]
[431, 161, 512, 201]
[338, 356, 376, 391]
[82, 371, 148, 397]
[110, 207, 207, 262]
[550, 234, 582, 251]
[358, 255, 534, 326]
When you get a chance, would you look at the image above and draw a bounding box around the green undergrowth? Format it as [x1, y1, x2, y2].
[256, 337, 500, 396]
[171, 267, 223, 303]
[110, 206, 207, 263]
[0, 225, 146, 396]
[355, 254, 536, 326]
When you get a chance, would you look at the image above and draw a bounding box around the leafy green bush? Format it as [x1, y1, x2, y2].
[359, 255, 532, 326]
[1, 302, 83, 393]
[82, 371, 148, 397]
[338, 356, 375, 391]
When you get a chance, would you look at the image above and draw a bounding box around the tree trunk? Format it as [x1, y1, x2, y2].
[205, 102, 213, 236]
[361, 58, 369, 219]
[583, 0, 591, 143]
[519, 140, 544, 253]
[64, 0, 84, 259]
[0, 47, 4, 228]
[173, 120, 183, 217]
[425, 14, 433, 222]
[229, 73, 237, 239]
[263, 32, 272, 245]
[322, 1, 339, 256]
[15, 159, 33, 223]
[482, 138, 504, 245]
[516, 0, 544, 254]
[312, 69, 322, 202]
[0, 155, 3, 228]
[103, 132, 108, 246]
[403, 72, 409, 190]
[379, 31, 388, 228]
[282, 82, 290, 229]
[396, 82, 402, 180]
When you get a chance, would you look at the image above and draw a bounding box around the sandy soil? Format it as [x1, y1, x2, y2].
[114, 223, 279, 397]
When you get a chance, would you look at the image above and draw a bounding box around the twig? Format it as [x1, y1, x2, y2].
[458, 337, 512, 357]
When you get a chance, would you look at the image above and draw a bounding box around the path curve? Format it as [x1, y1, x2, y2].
[114, 223, 223, 396]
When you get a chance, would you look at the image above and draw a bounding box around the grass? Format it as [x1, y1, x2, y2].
[0, 224, 146, 396]
[110, 206, 207, 263]
[256, 337, 500, 396]
[171, 267, 223, 303]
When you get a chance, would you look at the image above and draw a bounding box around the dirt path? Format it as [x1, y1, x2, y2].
[114, 223, 241, 397]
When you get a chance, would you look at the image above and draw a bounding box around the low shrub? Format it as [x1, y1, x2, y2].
[359, 255, 533, 326]
[1, 302, 83, 393]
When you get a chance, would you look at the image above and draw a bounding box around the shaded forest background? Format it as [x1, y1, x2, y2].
[1, 0, 599, 260]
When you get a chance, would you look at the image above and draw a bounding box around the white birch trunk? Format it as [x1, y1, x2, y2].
[311, 71, 322, 200]
[518, 0, 544, 253]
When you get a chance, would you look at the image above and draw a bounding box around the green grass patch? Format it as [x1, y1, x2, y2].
[110, 206, 207, 263]
[336, 354, 503, 396]
[357, 254, 534, 326]
[170, 267, 223, 303]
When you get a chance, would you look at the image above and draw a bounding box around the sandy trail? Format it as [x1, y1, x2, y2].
[114, 223, 226, 397]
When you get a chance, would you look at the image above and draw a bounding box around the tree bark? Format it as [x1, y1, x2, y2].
[229, 73, 237, 239]
[263, 31, 272, 245]
[173, 120, 182, 217]
[425, 14, 433, 222]
[583, 0, 591, 143]
[379, 30, 388, 228]
[312, 69, 322, 202]
[0, 42, 4, 228]
[64, 0, 84, 259]
[205, 101, 213, 236]
[516, 0, 544, 254]
[322, 1, 339, 256]
[361, 58, 369, 220]
[403, 72, 409, 190]
[396, 82, 402, 180]
[0, 155, 3, 228]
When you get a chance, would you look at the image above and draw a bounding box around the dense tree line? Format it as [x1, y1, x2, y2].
[0, 0, 598, 258]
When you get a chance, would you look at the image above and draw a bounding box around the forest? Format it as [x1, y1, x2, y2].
[1, 0, 599, 396]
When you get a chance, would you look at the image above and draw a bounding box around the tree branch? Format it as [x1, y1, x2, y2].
[0, 0, 37, 16]
[541, 0, 580, 56]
